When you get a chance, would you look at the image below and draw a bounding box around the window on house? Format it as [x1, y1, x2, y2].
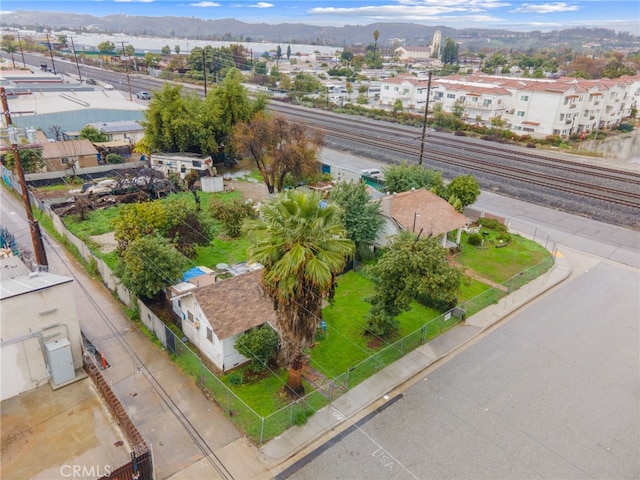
[394, 86, 399, 91]
[207, 327, 213, 342]
[517, 111, 525, 117]
[187, 311, 194, 322]
[384, 85, 389, 90]
[483, 99, 493, 107]
[471, 97, 478, 102]
[560, 113, 565, 120]
[520, 95, 529, 101]
[61, 157, 70, 165]
[403, 88, 409, 94]
[447, 93, 455, 99]
[459, 96, 466, 103]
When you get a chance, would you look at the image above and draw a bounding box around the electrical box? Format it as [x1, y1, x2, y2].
[45, 338, 75, 386]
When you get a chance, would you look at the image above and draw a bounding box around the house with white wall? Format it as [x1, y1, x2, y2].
[170, 266, 276, 372]
[0, 257, 83, 401]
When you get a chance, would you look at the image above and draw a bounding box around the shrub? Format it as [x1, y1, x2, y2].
[468, 233, 482, 246]
[477, 217, 508, 233]
[526, 142, 537, 148]
[454, 130, 467, 136]
[105, 153, 124, 164]
[228, 371, 243, 385]
[496, 232, 512, 243]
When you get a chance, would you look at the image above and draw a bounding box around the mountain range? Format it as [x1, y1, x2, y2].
[2, 10, 638, 52]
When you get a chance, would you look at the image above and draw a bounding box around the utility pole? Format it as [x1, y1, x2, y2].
[418, 71, 433, 166]
[45, 33, 57, 75]
[121, 42, 132, 101]
[202, 48, 208, 96]
[16, 31, 26, 68]
[71, 36, 83, 84]
[0, 87, 48, 268]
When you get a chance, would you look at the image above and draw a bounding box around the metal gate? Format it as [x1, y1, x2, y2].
[165, 325, 176, 353]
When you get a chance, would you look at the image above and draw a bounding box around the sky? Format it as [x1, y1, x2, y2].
[1, 0, 639, 35]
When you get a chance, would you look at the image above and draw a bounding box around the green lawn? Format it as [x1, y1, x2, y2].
[50, 184, 553, 441]
[455, 232, 549, 283]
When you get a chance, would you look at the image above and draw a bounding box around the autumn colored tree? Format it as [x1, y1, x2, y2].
[232, 112, 323, 193]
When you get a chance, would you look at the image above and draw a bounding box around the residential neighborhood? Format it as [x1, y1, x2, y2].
[1, 18, 638, 480]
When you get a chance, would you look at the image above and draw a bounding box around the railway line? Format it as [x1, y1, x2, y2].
[5, 52, 640, 228]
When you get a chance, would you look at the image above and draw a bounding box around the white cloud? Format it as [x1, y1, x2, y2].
[510, 2, 580, 13]
[189, 1, 221, 7]
[252, 2, 274, 7]
[114, 0, 154, 3]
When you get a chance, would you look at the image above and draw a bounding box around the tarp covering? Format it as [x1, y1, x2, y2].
[183, 267, 206, 282]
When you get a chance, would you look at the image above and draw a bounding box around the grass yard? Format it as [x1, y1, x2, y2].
[455, 232, 550, 283]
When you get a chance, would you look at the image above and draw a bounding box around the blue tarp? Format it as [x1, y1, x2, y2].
[183, 267, 205, 282]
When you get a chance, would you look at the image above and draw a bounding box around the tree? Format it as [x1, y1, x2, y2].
[3, 148, 45, 173]
[209, 197, 257, 237]
[291, 72, 322, 99]
[232, 112, 323, 193]
[383, 161, 445, 196]
[441, 38, 459, 65]
[341, 51, 353, 64]
[365, 232, 463, 337]
[234, 325, 279, 372]
[174, 44, 180, 54]
[329, 182, 384, 260]
[97, 41, 115, 54]
[123, 44, 135, 57]
[141, 84, 207, 154]
[115, 235, 188, 299]
[286, 45, 291, 60]
[446, 175, 480, 209]
[244, 190, 355, 394]
[79, 125, 107, 142]
[161, 45, 171, 55]
[143, 52, 161, 69]
[373, 29, 380, 62]
[113, 201, 170, 252]
[393, 99, 403, 112]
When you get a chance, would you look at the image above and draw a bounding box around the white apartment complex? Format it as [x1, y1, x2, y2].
[379, 74, 640, 138]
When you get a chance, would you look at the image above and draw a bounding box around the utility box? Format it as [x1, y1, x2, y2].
[201, 175, 224, 193]
[45, 338, 75, 386]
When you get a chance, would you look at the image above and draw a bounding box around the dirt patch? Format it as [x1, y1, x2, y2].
[91, 231, 118, 254]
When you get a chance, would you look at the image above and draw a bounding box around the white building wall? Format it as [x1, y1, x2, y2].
[0, 279, 82, 401]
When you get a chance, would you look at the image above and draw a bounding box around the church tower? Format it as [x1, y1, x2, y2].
[431, 30, 442, 59]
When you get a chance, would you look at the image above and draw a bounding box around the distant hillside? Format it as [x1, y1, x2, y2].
[2, 10, 638, 52]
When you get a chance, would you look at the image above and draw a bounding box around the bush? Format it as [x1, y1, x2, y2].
[105, 153, 125, 164]
[468, 233, 482, 246]
[477, 217, 508, 233]
[228, 371, 243, 385]
[526, 142, 537, 148]
[454, 130, 467, 136]
[496, 232, 512, 243]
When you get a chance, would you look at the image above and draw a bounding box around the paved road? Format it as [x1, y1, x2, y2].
[287, 253, 639, 479]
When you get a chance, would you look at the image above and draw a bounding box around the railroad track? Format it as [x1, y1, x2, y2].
[313, 125, 640, 209]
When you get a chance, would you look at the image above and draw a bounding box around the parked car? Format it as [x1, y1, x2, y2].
[103, 83, 114, 90]
[136, 91, 151, 100]
[85, 78, 97, 85]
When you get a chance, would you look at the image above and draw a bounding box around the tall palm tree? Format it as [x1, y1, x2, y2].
[373, 29, 380, 62]
[245, 190, 355, 394]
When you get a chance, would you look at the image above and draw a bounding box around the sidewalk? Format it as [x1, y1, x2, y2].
[259, 250, 572, 475]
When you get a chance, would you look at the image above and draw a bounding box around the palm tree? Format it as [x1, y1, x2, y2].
[245, 190, 355, 394]
[373, 29, 380, 62]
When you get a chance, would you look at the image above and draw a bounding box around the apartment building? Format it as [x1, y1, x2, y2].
[378, 73, 640, 138]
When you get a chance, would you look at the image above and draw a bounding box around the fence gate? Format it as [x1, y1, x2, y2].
[164, 325, 176, 353]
